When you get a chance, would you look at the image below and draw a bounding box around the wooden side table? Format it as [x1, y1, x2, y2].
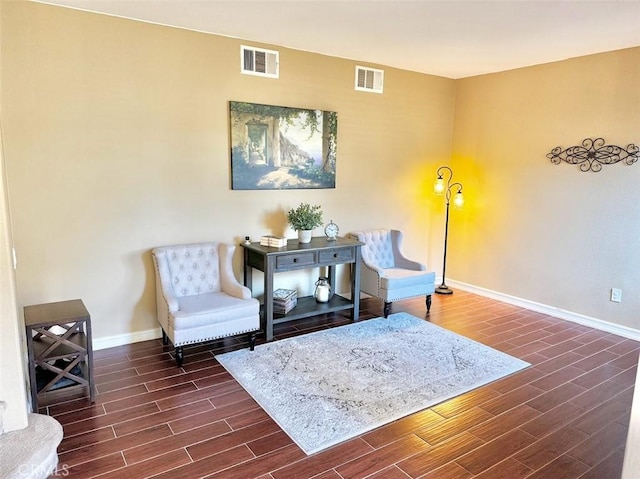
[24, 299, 95, 409]
[242, 236, 363, 341]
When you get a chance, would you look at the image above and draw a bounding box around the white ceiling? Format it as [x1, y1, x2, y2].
[38, 0, 640, 79]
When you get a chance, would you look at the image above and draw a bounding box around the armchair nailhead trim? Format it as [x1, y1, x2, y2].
[174, 327, 259, 346]
[361, 262, 383, 291]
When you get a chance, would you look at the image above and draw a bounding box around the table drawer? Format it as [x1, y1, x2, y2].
[275, 252, 317, 270]
[318, 247, 354, 264]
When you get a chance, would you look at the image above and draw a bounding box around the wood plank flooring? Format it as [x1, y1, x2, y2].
[44, 291, 639, 479]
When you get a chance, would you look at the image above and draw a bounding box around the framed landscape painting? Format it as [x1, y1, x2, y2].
[229, 101, 337, 190]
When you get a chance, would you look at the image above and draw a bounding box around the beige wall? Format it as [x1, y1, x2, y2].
[450, 48, 640, 331]
[1, 120, 30, 430]
[2, 2, 639, 349]
[1, 2, 455, 343]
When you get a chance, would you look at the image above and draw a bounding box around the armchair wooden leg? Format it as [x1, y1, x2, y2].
[249, 332, 257, 351]
[426, 294, 432, 313]
[383, 302, 392, 318]
[161, 329, 169, 345]
[175, 346, 184, 367]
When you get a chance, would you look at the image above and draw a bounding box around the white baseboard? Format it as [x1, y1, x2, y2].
[92, 327, 162, 351]
[448, 279, 640, 342]
[91, 283, 640, 350]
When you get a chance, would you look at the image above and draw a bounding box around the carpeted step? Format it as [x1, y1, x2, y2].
[0, 404, 63, 479]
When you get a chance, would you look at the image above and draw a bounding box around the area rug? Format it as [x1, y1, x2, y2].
[216, 312, 529, 454]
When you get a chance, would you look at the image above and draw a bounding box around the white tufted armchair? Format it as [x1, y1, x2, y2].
[348, 229, 436, 317]
[152, 242, 260, 366]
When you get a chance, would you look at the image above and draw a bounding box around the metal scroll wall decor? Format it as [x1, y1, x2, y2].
[546, 138, 639, 172]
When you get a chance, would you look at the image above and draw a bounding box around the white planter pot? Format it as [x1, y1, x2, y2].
[298, 229, 313, 244]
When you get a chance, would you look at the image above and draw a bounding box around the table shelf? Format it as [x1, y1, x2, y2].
[31, 332, 88, 362]
[35, 361, 89, 394]
[272, 295, 354, 324]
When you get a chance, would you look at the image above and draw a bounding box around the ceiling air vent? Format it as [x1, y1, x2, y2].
[241, 45, 279, 78]
[355, 66, 384, 93]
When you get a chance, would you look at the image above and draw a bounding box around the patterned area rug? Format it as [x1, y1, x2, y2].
[216, 312, 529, 454]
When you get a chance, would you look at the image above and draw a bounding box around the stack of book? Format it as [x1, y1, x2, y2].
[273, 288, 297, 315]
[259, 235, 287, 248]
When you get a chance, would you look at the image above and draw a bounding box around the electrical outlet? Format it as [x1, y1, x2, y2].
[610, 288, 622, 303]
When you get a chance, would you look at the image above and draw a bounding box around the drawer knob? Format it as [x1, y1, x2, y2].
[293, 258, 298, 263]
[333, 253, 338, 258]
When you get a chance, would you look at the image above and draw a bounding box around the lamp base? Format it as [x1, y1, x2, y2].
[435, 285, 453, 295]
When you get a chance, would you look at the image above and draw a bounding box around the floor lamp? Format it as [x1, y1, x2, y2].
[434, 166, 464, 295]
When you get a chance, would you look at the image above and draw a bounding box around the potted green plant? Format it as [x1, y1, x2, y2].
[287, 203, 323, 243]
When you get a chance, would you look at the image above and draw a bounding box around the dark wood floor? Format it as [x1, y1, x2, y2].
[44, 291, 639, 479]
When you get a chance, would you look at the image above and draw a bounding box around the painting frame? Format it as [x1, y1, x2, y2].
[229, 101, 337, 190]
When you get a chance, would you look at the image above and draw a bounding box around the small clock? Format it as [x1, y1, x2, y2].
[324, 220, 339, 241]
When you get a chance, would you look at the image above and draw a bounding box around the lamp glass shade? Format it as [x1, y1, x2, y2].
[453, 191, 464, 209]
[434, 177, 445, 195]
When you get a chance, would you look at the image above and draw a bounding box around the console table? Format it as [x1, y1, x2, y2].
[24, 299, 95, 409]
[242, 236, 363, 341]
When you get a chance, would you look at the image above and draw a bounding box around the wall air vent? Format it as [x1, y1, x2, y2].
[241, 45, 279, 78]
[355, 66, 384, 93]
